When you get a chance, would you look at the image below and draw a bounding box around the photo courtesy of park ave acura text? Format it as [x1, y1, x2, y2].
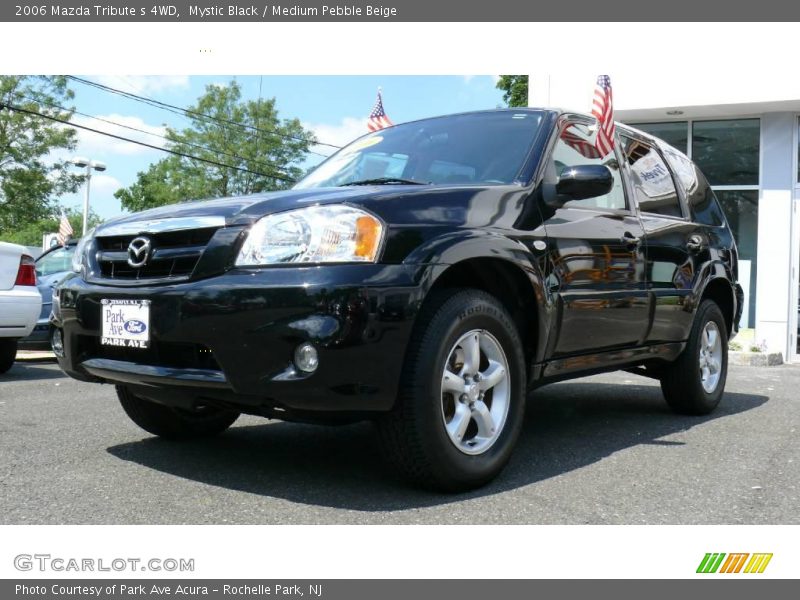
[0, 74, 797, 524]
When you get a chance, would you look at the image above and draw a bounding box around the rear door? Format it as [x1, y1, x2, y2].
[618, 133, 701, 342]
[541, 120, 650, 357]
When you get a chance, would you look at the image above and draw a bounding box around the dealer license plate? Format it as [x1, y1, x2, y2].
[100, 299, 151, 349]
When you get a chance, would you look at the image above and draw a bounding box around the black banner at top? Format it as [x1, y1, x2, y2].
[2, 0, 798, 22]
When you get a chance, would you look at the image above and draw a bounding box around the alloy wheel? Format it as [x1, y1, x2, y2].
[440, 329, 511, 455]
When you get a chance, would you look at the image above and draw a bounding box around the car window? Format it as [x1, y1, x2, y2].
[550, 123, 627, 210]
[358, 152, 410, 180]
[36, 246, 74, 276]
[296, 111, 544, 188]
[620, 136, 684, 218]
[662, 147, 725, 226]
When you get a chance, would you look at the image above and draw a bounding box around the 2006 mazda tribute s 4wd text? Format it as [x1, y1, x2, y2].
[53, 109, 743, 491]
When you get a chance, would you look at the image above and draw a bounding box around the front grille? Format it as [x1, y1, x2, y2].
[80, 336, 221, 371]
[94, 227, 219, 281]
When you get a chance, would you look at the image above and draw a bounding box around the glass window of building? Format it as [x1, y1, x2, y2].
[715, 190, 759, 326]
[632, 122, 688, 154]
[691, 119, 760, 186]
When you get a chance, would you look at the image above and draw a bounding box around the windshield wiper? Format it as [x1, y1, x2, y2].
[342, 177, 428, 186]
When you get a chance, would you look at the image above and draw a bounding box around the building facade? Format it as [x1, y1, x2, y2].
[529, 74, 800, 362]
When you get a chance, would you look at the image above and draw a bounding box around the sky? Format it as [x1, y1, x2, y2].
[57, 75, 507, 220]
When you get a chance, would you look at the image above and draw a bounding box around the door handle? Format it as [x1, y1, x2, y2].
[686, 235, 704, 252]
[620, 232, 641, 249]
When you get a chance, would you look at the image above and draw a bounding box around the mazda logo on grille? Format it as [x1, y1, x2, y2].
[127, 236, 152, 268]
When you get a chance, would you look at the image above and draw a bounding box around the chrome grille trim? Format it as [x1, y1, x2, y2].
[95, 216, 226, 237]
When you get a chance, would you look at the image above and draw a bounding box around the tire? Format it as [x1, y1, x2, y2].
[377, 288, 526, 492]
[660, 300, 728, 415]
[0, 338, 18, 374]
[116, 385, 240, 439]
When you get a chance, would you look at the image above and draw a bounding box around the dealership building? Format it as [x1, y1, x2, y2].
[530, 74, 800, 362]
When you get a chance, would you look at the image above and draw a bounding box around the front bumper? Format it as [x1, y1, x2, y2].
[53, 264, 424, 416]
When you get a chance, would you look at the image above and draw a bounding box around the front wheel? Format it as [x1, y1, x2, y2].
[660, 300, 728, 415]
[116, 385, 240, 439]
[377, 289, 526, 492]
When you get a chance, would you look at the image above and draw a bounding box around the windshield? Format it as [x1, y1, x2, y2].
[295, 111, 544, 189]
[36, 245, 75, 276]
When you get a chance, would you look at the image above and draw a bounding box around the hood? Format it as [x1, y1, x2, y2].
[95, 186, 427, 235]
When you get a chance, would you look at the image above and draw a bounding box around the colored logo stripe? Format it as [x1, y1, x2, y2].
[744, 553, 773, 573]
[719, 553, 749, 573]
[697, 553, 726, 573]
[697, 553, 773, 574]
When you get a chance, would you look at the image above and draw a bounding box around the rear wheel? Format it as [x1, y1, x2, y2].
[660, 300, 728, 415]
[116, 385, 240, 439]
[0, 338, 18, 374]
[377, 289, 526, 492]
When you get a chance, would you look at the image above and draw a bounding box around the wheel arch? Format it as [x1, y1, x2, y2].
[698, 275, 736, 338]
[416, 253, 547, 381]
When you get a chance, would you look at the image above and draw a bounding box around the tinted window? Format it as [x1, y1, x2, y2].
[296, 111, 544, 188]
[632, 122, 688, 154]
[662, 147, 724, 226]
[691, 119, 759, 186]
[550, 123, 627, 210]
[621, 136, 683, 217]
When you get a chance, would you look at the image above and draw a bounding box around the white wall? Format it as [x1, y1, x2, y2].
[755, 113, 795, 356]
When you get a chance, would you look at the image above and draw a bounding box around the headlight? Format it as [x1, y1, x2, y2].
[71, 227, 95, 273]
[236, 206, 384, 266]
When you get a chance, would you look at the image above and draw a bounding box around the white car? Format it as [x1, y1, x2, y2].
[0, 242, 42, 373]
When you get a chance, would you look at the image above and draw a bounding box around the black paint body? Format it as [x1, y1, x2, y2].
[54, 109, 742, 421]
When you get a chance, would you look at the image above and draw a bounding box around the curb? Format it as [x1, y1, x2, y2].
[729, 351, 784, 367]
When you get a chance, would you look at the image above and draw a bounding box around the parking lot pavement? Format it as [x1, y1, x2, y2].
[0, 359, 797, 525]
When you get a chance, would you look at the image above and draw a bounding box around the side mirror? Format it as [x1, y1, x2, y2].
[555, 164, 614, 203]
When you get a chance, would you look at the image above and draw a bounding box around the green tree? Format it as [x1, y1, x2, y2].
[2, 207, 102, 247]
[116, 81, 315, 212]
[0, 76, 84, 236]
[496, 75, 529, 108]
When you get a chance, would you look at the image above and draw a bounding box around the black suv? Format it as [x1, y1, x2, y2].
[54, 109, 743, 491]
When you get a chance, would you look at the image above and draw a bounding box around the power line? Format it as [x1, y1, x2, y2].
[66, 75, 342, 152]
[17, 92, 330, 170]
[0, 101, 297, 183]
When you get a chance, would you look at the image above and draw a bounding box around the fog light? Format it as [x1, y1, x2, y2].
[294, 343, 319, 373]
[51, 328, 64, 358]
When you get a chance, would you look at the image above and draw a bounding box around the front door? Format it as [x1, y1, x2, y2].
[541, 121, 650, 357]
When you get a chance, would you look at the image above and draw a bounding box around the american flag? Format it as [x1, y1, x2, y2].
[561, 126, 604, 159]
[57, 211, 73, 246]
[367, 89, 393, 132]
[591, 75, 615, 157]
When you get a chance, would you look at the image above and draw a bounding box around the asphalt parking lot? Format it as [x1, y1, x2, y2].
[1, 357, 797, 524]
